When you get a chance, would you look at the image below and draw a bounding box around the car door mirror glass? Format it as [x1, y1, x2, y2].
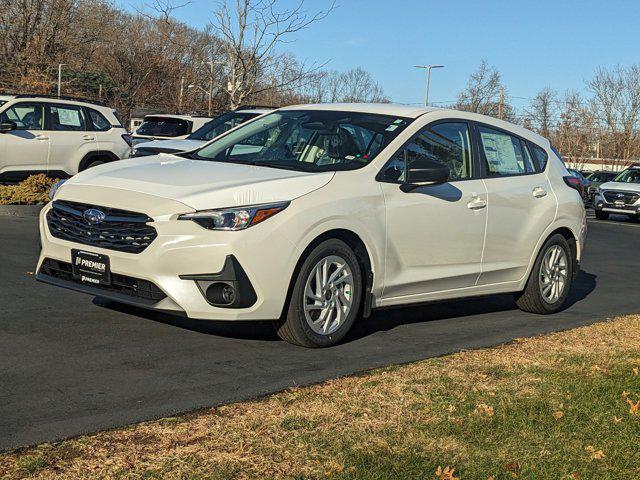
[0, 120, 17, 133]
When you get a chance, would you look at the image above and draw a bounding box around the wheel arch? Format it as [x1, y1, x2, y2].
[281, 228, 375, 319]
[78, 151, 119, 172]
[523, 225, 579, 290]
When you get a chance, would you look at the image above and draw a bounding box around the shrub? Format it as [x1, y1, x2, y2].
[0, 174, 59, 205]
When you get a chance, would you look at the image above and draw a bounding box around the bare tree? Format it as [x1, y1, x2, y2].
[588, 64, 640, 165]
[211, 0, 334, 108]
[455, 60, 511, 118]
[526, 88, 557, 138]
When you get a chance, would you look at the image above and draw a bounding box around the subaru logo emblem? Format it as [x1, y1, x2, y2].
[83, 208, 106, 225]
[617, 193, 624, 198]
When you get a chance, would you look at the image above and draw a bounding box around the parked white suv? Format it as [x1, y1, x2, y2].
[131, 108, 272, 157]
[37, 104, 586, 347]
[131, 114, 212, 146]
[593, 164, 640, 221]
[0, 95, 131, 183]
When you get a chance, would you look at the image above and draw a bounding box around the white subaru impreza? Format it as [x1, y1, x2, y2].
[37, 104, 586, 347]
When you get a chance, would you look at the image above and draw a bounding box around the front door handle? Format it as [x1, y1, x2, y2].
[467, 197, 487, 210]
[35, 135, 49, 141]
[533, 186, 547, 198]
[83, 135, 95, 141]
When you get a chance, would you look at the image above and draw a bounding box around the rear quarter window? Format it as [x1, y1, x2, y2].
[531, 144, 549, 172]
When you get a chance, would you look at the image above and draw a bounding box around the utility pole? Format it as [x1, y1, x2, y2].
[498, 87, 504, 120]
[207, 61, 214, 117]
[57, 64, 66, 97]
[178, 76, 185, 114]
[413, 64, 444, 107]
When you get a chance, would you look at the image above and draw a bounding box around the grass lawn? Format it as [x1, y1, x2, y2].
[1, 315, 639, 480]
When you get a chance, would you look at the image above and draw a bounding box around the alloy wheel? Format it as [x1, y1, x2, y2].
[538, 245, 568, 304]
[303, 255, 354, 335]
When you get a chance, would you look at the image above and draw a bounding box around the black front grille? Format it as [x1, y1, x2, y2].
[47, 200, 157, 254]
[40, 258, 166, 301]
[602, 190, 640, 205]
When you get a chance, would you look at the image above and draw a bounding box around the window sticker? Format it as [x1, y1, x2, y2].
[481, 131, 520, 174]
[55, 107, 82, 127]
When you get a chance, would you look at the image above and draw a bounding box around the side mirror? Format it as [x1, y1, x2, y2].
[403, 158, 449, 191]
[0, 120, 17, 133]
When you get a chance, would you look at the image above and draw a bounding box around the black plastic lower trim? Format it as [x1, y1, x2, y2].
[180, 255, 257, 308]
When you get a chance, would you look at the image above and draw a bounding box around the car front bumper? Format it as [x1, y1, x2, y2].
[36, 202, 302, 321]
[593, 195, 640, 215]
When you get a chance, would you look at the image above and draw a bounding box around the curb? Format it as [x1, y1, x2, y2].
[0, 204, 44, 217]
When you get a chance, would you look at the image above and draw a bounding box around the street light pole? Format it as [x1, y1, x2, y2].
[413, 64, 444, 107]
[57, 64, 67, 98]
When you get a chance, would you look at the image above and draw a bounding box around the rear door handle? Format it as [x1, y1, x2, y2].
[83, 135, 95, 141]
[467, 197, 487, 210]
[533, 186, 547, 198]
[35, 135, 49, 141]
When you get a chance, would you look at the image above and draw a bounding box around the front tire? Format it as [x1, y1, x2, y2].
[514, 234, 574, 314]
[275, 239, 362, 347]
[595, 210, 609, 220]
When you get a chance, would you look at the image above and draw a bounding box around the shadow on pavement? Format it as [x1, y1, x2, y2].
[95, 270, 597, 344]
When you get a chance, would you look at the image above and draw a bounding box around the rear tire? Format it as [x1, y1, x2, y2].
[514, 234, 574, 315]
[595, 210, 609, 220]
[84, 159, 105, 170]
[275, 239, 362, 348]
[628, 214, 639, 222]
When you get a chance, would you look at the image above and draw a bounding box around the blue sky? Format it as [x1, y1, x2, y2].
[126, 0, 640, 109]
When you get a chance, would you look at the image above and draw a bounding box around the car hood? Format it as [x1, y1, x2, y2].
[134, 139, 206, 152]
[61, 155, 335, 211]
[599, 181, 640, 193]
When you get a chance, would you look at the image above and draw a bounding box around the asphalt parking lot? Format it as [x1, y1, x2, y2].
[1, 211, 639, 451]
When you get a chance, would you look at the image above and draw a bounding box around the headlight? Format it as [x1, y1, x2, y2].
[48, 179, 67, 200]
[178, 201, 289, 230]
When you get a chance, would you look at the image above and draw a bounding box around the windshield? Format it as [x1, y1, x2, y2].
[188, 111, 258, 141]
[136, 117, 189, 137]
[589, 172, 616, 182]
[194, 110, 412, 172]
[613, 168, 640, 184]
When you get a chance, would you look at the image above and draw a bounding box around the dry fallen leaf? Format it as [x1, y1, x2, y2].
[474, 403, 494, 417]
[622, 390, 631, 398]
[435, 465, 460, 480]
[626, 398, 640, 415]
[553, 411, 564, 420]
[633, 367, 639, 376]
[585, 445, 605, 460]
[505, 461, 521, 474]
[613, 416, 623, 424]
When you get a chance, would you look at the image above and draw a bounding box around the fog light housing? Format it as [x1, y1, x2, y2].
[205, 282, 236, 306]
[595, 201, 604, 210]
[180, 255, 257, 309]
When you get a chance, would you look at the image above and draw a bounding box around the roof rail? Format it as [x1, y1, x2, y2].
[13, 94, 106, 107]
[234, 104, 275, 111]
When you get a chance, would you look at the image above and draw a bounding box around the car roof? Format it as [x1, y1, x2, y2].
[144, 114, 213, 121]
[235, 108, 272, 115]
[277, 103, 550, 146]
[279, 102, 440, 118]
[0, 95, 16, 101]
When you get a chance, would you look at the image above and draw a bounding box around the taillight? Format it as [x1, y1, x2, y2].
[563, 176, 582, 192]
[121, 134, 132, 147]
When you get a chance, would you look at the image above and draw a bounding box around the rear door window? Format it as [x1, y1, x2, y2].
[47, 104, 87, 131]
[478, 126, 534, 176]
